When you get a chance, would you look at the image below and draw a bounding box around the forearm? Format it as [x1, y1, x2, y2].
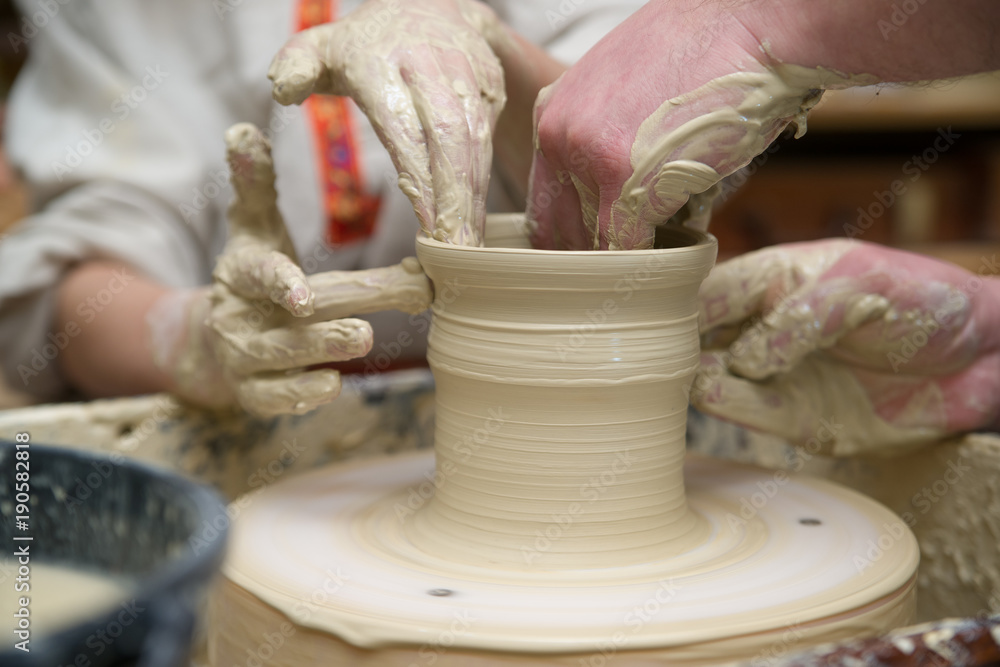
[55, 261, 178, 398]
[977, 276, 1000, 350]
[737, 0, 1000, 83]
[979, 277, 1000, 432]
[489, 27, 567, 201]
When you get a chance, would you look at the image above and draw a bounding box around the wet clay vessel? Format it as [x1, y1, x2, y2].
[210, 215, 918, 666]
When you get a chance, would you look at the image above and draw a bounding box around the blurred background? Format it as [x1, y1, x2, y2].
[0, 0, 27, 234]
[710, 72, 1000, 270]
[0, 1, 999, 270]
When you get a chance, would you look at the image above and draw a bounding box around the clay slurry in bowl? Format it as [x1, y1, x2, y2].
[0, 441, 229, 667]
[1, 562, 135, 639]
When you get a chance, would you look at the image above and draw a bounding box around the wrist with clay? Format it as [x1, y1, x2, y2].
[974, 276, 1000, 433]
[146, 287, 233, 409]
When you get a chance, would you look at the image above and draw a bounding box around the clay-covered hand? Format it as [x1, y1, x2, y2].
[692, 240, 1000, 455]
[268, 0, 506, 246]
[527, 2, 839, 251]
[152, 124, 431, 418]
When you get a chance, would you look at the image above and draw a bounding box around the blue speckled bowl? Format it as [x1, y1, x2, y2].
[0, 441, 228, 667]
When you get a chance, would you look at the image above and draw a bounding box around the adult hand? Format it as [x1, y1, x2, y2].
[268, 0, 507, 246]
[526, 0, 881, 251]
[151, 124, 431, 417]
[691, 240, 1000, 455]
[527, 0, 999, 252]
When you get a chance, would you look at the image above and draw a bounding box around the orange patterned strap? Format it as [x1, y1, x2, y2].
[297, 0, 381, 247]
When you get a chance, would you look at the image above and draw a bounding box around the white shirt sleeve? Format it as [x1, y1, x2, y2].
[0, 0, 298, 399]
[491, 0, 646, 64]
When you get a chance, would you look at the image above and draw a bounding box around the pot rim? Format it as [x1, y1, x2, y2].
[417, 217, 717, 258]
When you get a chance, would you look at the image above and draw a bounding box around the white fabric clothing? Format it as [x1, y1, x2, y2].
[0, 0, 643, 400]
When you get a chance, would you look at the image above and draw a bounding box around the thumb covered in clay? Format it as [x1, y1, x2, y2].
[217, 122, 314, 318]
[268, 22, 341, 105]
[198, 123, 376, 417]
[267, 0, 508, 246]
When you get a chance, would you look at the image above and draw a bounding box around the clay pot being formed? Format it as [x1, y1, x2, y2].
[407, 214, 717, 568]
[212, 214, 917, 666]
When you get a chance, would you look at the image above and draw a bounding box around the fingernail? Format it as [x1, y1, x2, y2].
[287, 283, 314, 316]
[303, 371, 342, 398]
[268, 56, 320, 105]
[327, 325, 373, 357]
[356, 326, 374, 352]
